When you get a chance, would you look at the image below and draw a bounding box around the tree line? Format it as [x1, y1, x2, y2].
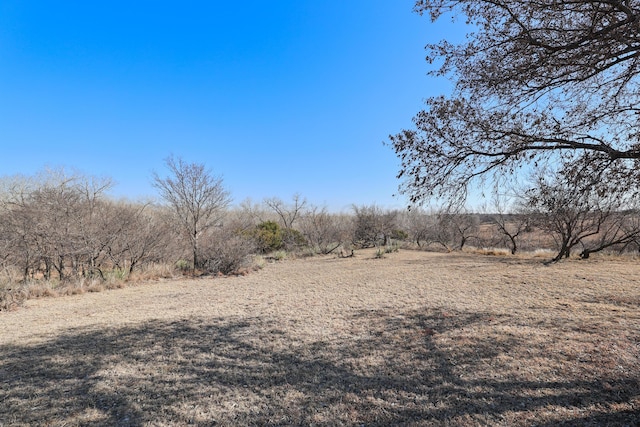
[1, 159, 639, 298]
[0, 169, 171, 283]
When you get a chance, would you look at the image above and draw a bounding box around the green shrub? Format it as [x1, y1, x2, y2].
[253, 255, 267, 269]
[175, 259, 191, 272]
[255, 221, 284, 253]
[272, 250, 287, 261]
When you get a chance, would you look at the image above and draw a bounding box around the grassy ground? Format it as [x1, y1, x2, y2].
[1, 249, 639, 426]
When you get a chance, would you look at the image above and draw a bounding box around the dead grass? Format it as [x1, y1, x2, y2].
[1, 249, 639, 426]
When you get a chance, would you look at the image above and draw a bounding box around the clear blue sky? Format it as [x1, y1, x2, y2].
[0, 1, 462, 211]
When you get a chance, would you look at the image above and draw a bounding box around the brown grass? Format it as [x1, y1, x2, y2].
[1, 249, 639, 426]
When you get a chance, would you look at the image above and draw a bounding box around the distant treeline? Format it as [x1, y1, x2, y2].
[1, 166, 639, 290]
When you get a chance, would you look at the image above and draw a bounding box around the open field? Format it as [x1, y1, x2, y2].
[1, 249, 639, 426]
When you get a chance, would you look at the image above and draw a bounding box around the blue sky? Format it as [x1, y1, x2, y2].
[0, 1, 463, 211]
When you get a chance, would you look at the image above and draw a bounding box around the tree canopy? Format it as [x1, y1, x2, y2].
[390, 0, 640, 205]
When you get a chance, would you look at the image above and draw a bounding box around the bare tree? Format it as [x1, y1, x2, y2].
[29, 170, 114, 280]
[0, 202, 37, 281]
[524, 172, 640, 263]
[299, 205, 344, 254]
[390, 1, 640, 206]
[489, 195, 530, 255]
[234, 198, 269, 232]
[396, 208, 437, 248]
[263, 194, 309, 251]
[0, 169, 115, 281]
[152, 156, 231, 270]
[103, 202, 170, 274]
[0, 175, 38, 280]
[579, 210, 640, 259]
[264, 194, 307, 230]
[351, 205, 399, 248]
[432, 209, 479, 252]
[73, 176, 117, 277]
[619, 214, 640, 255]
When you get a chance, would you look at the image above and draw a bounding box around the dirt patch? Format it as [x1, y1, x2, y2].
[1, 249, 639, 425]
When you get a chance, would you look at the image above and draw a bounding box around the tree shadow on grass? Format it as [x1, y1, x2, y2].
[1, 309, 638, 426]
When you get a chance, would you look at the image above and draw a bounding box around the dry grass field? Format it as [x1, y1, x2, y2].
[1, 249, 639, 426]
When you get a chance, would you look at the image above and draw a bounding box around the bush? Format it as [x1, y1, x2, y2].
[271, 250, 287, 261]
[254, 221, 284, 253]
[201, 229, 256, 275]
[0, 286, 25, 311]
[390, 229, 409, 241]
[175, 259, 191, 272]
[385, 243, 400, 253]
[351, 205, 399, 248]
[282, 227, 307, 251]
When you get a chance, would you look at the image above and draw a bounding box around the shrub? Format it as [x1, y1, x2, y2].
[390, 229, 409, 241]
[201, 228, 257, 275]
[253, 255, 267, 269]
[282, 227, 308, 251]
[385, 243, 400, 253]
[254, 221, 284, 253]
[175, 259, 191, 272]
[351, 205, 399, 248]
[0, 286, 25, 311]
[271, 250, 287, 261]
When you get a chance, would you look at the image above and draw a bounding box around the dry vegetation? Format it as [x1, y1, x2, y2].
[1, 249, 639, 426]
